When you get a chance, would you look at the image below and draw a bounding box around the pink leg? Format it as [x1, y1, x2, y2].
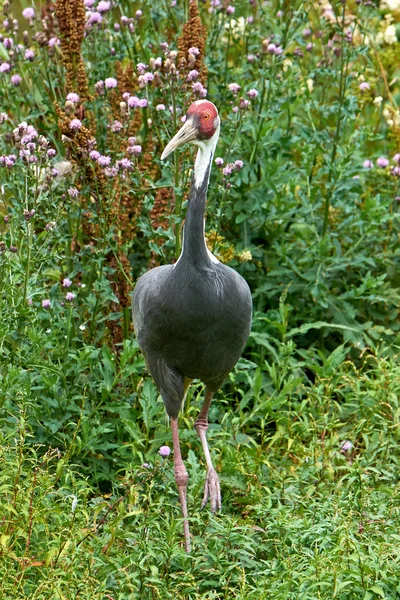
[194, 390, 221, 513]
[170, 417, 191, 553]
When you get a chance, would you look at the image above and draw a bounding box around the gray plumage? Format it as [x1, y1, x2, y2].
[132, 158, 252, 418]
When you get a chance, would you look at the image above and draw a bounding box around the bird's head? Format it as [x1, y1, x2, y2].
[161, 100, 220, 160]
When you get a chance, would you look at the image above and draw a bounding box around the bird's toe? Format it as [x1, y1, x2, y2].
[201, 468, 221, 513]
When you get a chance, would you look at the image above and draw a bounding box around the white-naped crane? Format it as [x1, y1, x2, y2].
[132, 100, 252, 552]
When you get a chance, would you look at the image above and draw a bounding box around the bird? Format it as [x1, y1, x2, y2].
[132, 100, 252, 552]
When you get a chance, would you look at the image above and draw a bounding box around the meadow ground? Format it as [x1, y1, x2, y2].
[0, 0, 400, 598]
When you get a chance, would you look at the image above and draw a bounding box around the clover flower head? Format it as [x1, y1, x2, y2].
[63, 278, 73, 288]
[215, 157, 224, 167]
[65, 292, 75, 302]
[42, 299, 51, 308]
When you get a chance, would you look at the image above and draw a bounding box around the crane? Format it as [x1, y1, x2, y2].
[132, 100, 252, 552]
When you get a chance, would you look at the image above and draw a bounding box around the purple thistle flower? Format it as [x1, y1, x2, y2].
[192, 82, 207, 97]
[247, 88, 258, 99]
[159, 445, 171, 458]
[359, 82, 370, 91]
[137, 62, 147, 74]
[63, 277, 73, 288]
[89, 150, 100, 160]
[84, 0, 95, 5]
[363, 160, 373, 169]
[97, 155, 111, 166]
[223, 164, 234, 176]
[235, 160, 244, 170]
[3, 38, 13, 50]
[393, 153, 400, 164]
[377, 156, 389, 168]
[48, 37, 60, 47]
[111, 120, 123, 132]
[22, 7, 35, 19]
[302, 27, 312, 38]
[127, 96, 140, 108]
[228, 82, 241, 94]
[97, 0, 111, 12]
[104, 77, 117, 89]
[42, 299, 51, 308]
[187, 69, 199, 81]
[104, 166, 118, 177]
[188, 46, 199, 56]
[128, 145, 142, 156]
[69, 119, 82, 131]
[0, 63, 11, 73]
[11, 74, 22, 86]
[25, 49, 34, 61]
[68, 187, 79, 198]
[340, 440, 353, 453]
[87, 11, 102, 25]
[215, 157, 224, 167]
[94, 80, 104, 94]
[135, 9, 142, 19]
[66, 92, 80, 103]
[267, 43, 277, 54]
[65, 292, 75, 302]
[117, 158, 132, 170]
[156, 104, 166, 111]
[138, 98, 148, 108]
[226, 5, 235, 15]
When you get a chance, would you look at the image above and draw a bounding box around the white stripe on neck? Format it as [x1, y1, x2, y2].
[193, 125, 220, 189]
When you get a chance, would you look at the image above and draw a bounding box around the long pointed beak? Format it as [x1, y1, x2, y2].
[161, 118, 198, 160]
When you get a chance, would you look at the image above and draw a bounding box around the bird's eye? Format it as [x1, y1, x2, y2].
[203, 113, 211, 121]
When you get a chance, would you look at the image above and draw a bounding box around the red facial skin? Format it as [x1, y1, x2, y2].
[187, 101, 219, 140]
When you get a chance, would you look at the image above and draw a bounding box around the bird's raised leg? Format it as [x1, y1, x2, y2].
[170, 417, 191, 553]
[194, 390, 221, 513]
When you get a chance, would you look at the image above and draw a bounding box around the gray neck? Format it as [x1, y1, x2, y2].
[178, 130, 219, 269]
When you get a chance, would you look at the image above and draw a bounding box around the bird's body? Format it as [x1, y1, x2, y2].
[133, 245, 251, 416]
[132, 100, 252, 552]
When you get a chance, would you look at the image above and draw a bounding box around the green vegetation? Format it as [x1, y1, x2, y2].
[0, 0, 399, 597]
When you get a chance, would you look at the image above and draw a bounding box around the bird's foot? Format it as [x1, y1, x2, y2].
[201, 468, 221, 513]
